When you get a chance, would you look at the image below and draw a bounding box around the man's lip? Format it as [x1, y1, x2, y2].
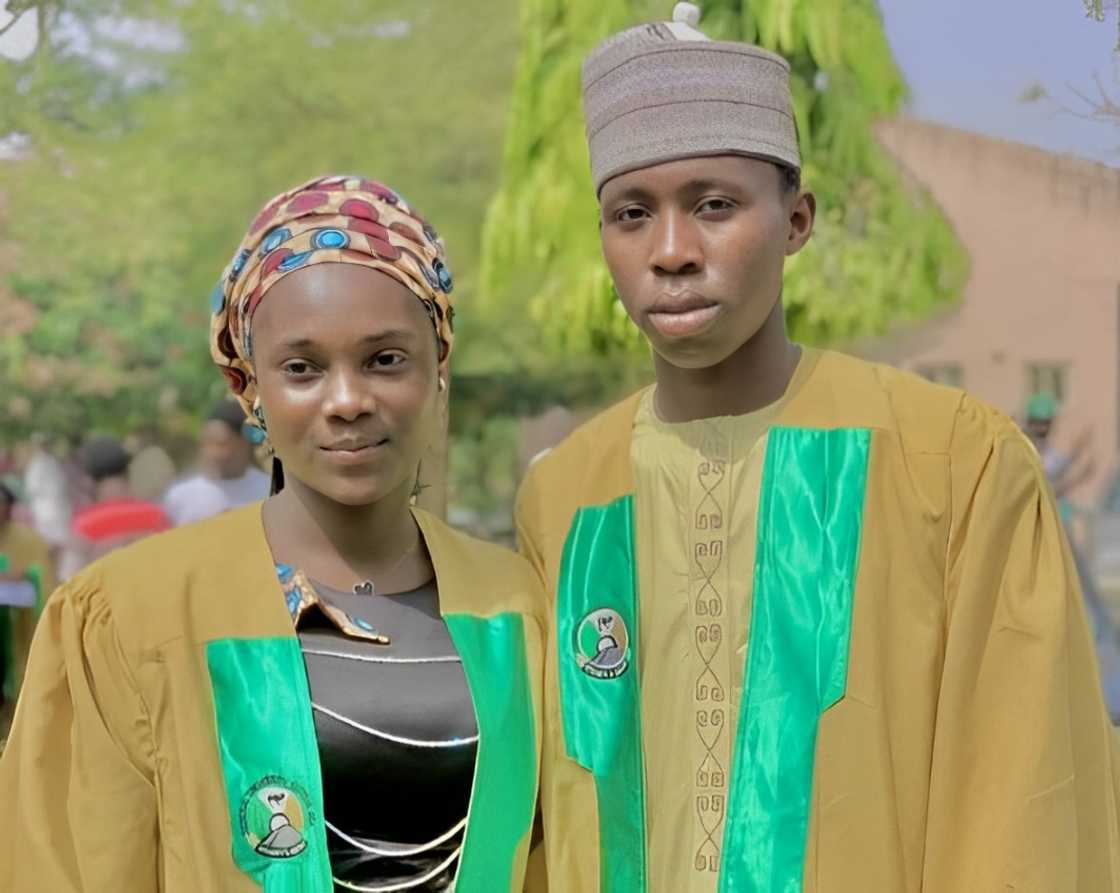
[647, 303, 722, 338]
[647, 290, 717, 315]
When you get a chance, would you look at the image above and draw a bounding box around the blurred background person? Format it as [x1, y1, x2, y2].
[127, 444, 178, 504]
[13, 437, 72, 562]
[69, 436, 171, 568]
[0, 479, 54, 741]
[163, 399, 269, 526]
[1024, 392, 1096, 509]
[1021, 393, 1120, 719]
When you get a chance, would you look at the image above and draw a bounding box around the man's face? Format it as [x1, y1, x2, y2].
[199, 420, 251, 480]
[1026, 417, 1053, 443]
[598, 155, 813, 370]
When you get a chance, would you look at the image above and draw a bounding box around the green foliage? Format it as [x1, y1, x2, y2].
[479, 0, 969, 361]
[0, 0, 518, 444]
[448, 413, 520, 532]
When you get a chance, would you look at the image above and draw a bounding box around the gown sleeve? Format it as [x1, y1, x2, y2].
[921, 395, 1120, 890]
[0, 575, 160, 892]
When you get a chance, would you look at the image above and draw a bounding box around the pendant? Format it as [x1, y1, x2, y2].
[353, 580, 375, 596]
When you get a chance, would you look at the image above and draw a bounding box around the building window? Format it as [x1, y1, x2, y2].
[1026, 362, 1069, 402]
[916, 363, 964, 388]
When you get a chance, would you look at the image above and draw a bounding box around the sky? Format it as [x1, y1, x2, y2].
[2, 2, 1119, 166]
[877, 0, 1119, 164]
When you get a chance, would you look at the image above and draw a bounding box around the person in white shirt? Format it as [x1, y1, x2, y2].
[164, 400, 270, 526]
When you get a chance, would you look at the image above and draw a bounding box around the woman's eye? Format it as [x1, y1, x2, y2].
[282, 361, 314, 376]
[372, 351, 407, 368]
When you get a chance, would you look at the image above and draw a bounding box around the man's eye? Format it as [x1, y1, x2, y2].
[698, 198, 734, 214]
[616, 207, 648, 223]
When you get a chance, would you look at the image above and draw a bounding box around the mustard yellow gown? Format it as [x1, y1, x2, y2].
[0, 505, 544, 892]
[516, 348, 1120, 892]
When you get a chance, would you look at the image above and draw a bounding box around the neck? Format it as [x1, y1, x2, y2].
[652, 299, 800, 423]
[263, 473, 419, 577]
[96, 478, 131, 501]
[218, 465, 249, 481]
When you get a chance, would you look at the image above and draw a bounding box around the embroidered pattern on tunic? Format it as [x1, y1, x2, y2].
[692, 435, 730, 875]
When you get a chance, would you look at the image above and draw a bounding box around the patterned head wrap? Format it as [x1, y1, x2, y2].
[209, 174, 454, 436]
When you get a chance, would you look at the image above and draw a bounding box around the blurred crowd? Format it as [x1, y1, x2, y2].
[1, 399, 268, 578]
[0, 399, 269, 732]
[3, 387, 1120, 736]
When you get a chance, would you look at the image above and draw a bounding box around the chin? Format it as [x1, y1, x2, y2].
[649, 332, 741, 372]
[311, 474, 403, 508]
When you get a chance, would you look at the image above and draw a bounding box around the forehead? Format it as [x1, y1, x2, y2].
[599, 154, 776, 201]
[251, 263, 430, 347]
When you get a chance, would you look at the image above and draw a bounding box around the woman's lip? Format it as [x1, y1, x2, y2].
[319, 441, 388, 462]
[647, 303, 722, 338]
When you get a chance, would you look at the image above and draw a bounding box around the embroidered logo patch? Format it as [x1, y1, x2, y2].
[575, 607, 631, 679]
[240, 776, 312, 858]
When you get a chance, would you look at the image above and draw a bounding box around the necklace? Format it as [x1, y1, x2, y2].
[350, 533, 421, 596]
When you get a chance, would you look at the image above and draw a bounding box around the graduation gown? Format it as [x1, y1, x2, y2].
[515, 348, 1120, 892]
[0, 504, 543, 892]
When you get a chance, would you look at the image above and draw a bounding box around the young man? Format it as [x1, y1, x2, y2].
[515, 6, 1120, 891]
[1023, 391, 1095, 503]
[70, 437, 171, 566]
[163, 399, 271, 525]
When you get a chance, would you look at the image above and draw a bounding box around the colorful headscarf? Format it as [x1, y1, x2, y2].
[209, 174, 454, 435]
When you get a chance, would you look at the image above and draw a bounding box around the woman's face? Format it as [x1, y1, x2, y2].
[250, 263, 442, 507]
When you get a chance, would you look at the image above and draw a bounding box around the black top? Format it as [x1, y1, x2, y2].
[299, 579, 477, 891]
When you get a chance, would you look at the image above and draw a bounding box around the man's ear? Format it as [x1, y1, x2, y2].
[786, 190, 816, 257]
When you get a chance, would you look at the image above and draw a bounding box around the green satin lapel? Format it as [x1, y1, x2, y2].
[207, 637, 332, 893]
[719, 427, 871, 893]
[208, 620, 538, 893]
[557, 494, 647, 893]
[445, 612, 538, 893]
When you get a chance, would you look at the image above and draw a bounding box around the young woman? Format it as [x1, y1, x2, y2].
[0, 175, 543, 893]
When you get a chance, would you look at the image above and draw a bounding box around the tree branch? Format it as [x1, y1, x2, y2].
[0, 10, 28, 40]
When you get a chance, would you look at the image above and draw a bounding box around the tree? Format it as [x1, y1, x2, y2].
[478, 0, 968, 365]
[1083, 0, 1120, 49]
[0, 0, 519, 445]
[1020, 2, 1119, 143]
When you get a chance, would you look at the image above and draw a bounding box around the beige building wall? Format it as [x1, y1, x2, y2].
[872, 117, 1120, 501]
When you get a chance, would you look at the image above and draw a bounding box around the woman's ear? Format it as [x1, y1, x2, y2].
[418, 361, 451, 518]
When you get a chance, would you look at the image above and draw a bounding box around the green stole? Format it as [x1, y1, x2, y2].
[557, 427, 871, 892]
[206, 597, 537, 892]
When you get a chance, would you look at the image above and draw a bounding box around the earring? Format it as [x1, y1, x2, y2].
[438, 376, 446, 392]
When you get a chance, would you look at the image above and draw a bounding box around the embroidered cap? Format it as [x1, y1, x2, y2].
[581, 1, 801, 193]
